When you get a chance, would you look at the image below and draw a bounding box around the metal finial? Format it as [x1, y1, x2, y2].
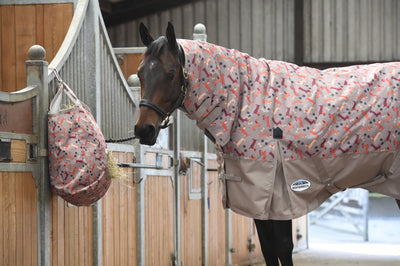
[127, 74, 140, 87]
[193, 23, 207, 41]
[194, 23, 206, 34]
[28, 45, 46, 60]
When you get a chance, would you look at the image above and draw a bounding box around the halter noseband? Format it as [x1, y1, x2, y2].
[139, 44, 188, 129]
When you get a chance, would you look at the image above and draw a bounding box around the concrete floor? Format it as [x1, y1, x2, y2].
[292, 197, 400, 266]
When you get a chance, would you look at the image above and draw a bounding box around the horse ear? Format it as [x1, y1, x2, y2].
[139, 22, 154, 47]
[166, 22, 178, 52]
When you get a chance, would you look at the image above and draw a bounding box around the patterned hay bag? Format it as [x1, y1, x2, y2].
[48, 79, 111, 206]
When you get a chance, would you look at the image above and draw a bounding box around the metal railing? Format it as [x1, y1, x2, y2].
[48, 0, 136, 142]
[0, 1, 137, 265]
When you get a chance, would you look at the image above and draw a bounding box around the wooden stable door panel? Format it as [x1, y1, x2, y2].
[1, 5, 17, 92]
[10, 139, 27, 163]
[293, 215, 308, 251]
[0, 100, 33, 134]
[230, 213, 252, 263]
[50, 194, 93, 266]
[15, 5, 37, 90]
[43, 4, 73, 61]
[180, 174, 202, 266]
[0, 172, 37, 266]
[117, 53, 143, 79]
[102, 151, 137, 266]
[145, 176, 174, 265]
[0, 3, 73, 93]
[206, 163, 226, 266]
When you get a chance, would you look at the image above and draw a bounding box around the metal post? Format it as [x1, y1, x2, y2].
[362, 191, 369, 241]
[173, 110, 181, 265]
[225, 209, 232, 266]
[90, 0, 102, 265]
[201, 135, 208, 266]
[193, 23, 209, 266]
[128, 75, 146, 266]
[26, 45, 50, 266]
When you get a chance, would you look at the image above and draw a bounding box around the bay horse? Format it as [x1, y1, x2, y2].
[134, 22, 400, 265]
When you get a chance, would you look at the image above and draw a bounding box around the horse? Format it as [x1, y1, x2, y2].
[134, 22, 400, 265]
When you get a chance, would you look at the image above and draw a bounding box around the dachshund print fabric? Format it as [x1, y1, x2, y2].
[178, 39, 400, 219]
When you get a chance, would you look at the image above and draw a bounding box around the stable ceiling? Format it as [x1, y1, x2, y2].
[100, 0, 200, 26]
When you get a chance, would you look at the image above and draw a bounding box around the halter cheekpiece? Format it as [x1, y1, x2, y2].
[139, 44, 188, 129]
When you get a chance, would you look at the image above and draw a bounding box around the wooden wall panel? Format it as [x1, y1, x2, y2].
[230, 212, 263, 264]
[207, 159, 227, 266]
[0, 173, 37, 266]
[231, 213, 252, 263]
[50, 194, 93, 266]
[145, 175, 174, 265]
[43, 3, 73, 61]
[102, 151, 136, 266]
[1, 5, 16, 92]
[180, 173, 202, 266]
[0, 3, 73, 93]
[117, 53, 143, 79]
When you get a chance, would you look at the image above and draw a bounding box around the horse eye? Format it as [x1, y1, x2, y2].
[167, 73, 175, 80]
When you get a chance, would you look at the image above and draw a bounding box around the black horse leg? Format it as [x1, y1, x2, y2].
[254, 219, 294, 266]
[254, 219, 279, 266]
[273, 220, 294, 266]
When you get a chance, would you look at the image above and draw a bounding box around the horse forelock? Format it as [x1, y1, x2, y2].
[144, 36, 172, 58]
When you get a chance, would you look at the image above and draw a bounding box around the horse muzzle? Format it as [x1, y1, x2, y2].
[134, 123, 158, 145]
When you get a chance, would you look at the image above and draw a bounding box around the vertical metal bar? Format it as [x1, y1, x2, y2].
[225, 209, 231, 266]
[136, 144, 146, 266]
[362, 192, 369, 241]
[193, 23, 209, 266]
[91, 0, 102, 265]
[26, 45, 50, 266]
[294, 0, 304, 66]
[201, 134, 208, 266]
[129, 80, 145, 266]
[173, 110, 181, 265]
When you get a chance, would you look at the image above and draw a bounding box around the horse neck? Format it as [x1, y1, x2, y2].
[179, 39, 233, 97]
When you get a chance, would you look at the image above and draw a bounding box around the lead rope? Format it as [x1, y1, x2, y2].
[105, 135, 138, 143]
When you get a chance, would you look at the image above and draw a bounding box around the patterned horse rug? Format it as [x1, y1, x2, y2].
[178, 39, 400, 220]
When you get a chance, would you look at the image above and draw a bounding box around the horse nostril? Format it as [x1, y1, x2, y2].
[145, 124, 155, 137]
[135, 124, 156, 144]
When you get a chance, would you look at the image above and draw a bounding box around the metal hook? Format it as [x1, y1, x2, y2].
[50, 68, 63, 85]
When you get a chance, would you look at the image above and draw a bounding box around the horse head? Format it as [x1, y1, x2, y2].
[134, 22, 187, 145]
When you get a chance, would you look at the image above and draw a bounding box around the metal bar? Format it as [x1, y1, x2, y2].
[193, 23, 209, 266]
[294, 0, 304, 66]
[26, 45, 50, 266]
[113, 47, 146, 54]
[136, 144, 146, 266]
[117, 163, 164, 169]
[201, 129, 208, 266]
[0, 163, 40, 173]
[0, 132, 39, 143]
[140, 168, 174, 177]
[0, 0, 74, 5]
[91, 1, 102, 265]
[0, 85, 39, 102]
[225, 209, 232, 266]
[362, 194, 369, 241]
[173, 110, 181, 265]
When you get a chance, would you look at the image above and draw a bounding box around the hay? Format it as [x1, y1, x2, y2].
[107, 151, 126, 180]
